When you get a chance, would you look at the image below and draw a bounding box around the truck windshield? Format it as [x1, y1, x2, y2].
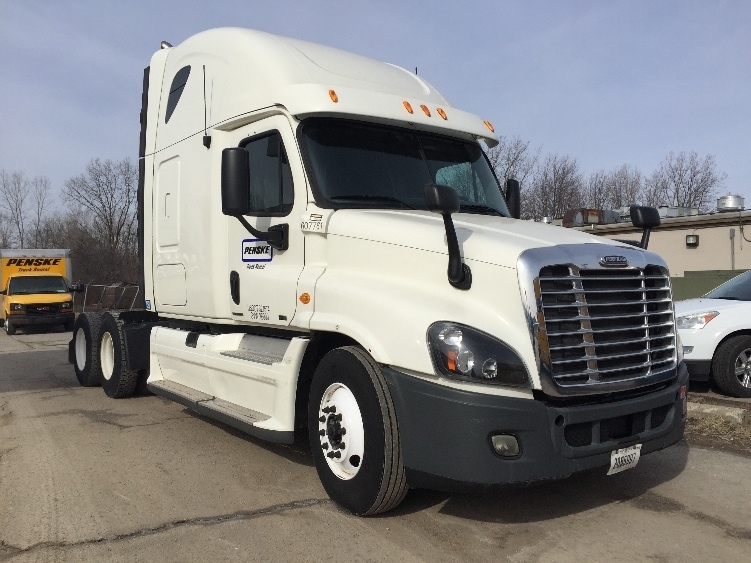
[300, 118, 510, 216]
[8, 276, 68, 295]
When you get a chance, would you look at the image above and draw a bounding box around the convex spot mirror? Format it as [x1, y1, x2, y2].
[425, 183, 460, 214]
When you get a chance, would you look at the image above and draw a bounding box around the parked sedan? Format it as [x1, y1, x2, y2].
[675, 270, 751, 398]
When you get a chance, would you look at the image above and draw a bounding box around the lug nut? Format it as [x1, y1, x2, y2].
[327, 451, 341, 459]
[319, 416, 325, 422]
[321, 442, 329, 450]
[338, 442, 346, 449]
[340, 428, 346, 435]
[319, 429, 325, 436]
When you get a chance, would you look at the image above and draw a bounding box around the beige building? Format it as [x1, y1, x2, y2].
[574, 210, 751, 299]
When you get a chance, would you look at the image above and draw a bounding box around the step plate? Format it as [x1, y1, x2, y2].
[220, 350, 283, 365]
[147, 378, 291, 443]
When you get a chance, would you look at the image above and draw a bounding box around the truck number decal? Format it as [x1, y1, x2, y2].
[248, 304, 270, 321]
[301, 213, 324, 232]
[242, 239, 273, 263]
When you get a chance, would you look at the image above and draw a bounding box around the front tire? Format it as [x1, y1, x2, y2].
[72, 312, 103, 386]
[712, 335, 751, 398]
[5, 319, 16, 335]
[99, 313, 139, 399]
[308, 346, 407, 516]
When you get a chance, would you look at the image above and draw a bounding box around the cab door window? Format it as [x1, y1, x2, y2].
[241, 132, 294, 216]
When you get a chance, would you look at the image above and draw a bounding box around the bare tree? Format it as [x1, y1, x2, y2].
[583, 164, 644, 210]
[29, 176, 52, 248]
[607, 164, 644, 208]
[0, 210, 13, 248]
[485, 136, 540, 189]
[583, 170, 609, 210]
[62, 158, 138, 256]
[522, 154, 583, 221]
[0, 170, 29, 247]
[644, 151, 725, 212]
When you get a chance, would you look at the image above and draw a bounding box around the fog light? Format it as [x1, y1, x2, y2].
[491, 434, 519, 457]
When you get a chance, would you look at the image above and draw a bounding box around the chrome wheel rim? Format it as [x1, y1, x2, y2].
[735, 348, 751, 388]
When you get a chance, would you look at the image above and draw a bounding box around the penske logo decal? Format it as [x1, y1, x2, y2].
[5, 258, 62, 266]
[242, 239, 273, 263]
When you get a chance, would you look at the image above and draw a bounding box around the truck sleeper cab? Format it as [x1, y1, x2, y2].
[69, 28, 687, 516]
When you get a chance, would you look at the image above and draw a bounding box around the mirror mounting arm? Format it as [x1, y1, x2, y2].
[234, 215, 289, 251]
[442, 214, 472, 290]
[425, 183, 472, 290]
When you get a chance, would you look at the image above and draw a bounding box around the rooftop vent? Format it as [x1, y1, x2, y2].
[717, 195, 745, 213]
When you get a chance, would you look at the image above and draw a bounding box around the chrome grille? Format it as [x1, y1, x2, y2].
[535, 264, 676, 390]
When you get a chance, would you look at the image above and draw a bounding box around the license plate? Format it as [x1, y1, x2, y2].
[607, 444, 642, 475]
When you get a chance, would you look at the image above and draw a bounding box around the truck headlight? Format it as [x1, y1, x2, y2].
[427, 322, 529, 386]
[10, 303, 25, 312]
[60, 301, 72, 309]
[676, 311, 718, 330]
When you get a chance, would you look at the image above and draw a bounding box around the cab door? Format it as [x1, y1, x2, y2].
[226, 115, 306, 326]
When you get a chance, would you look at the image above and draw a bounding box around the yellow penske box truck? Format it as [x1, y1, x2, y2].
[1, 249, 75, 335]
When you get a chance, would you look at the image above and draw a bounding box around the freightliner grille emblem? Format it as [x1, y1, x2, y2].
[599, 255, 629, 267]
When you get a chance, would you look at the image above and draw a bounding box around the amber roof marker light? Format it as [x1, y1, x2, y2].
[483, 120, 494, 132]
[437, 108, 448, 120]
[403, 101, 413, 114]
[420, 104, 431, 117]
[329, 90, 339, 103]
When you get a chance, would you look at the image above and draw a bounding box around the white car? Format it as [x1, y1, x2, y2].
[675, 270, 751, 398]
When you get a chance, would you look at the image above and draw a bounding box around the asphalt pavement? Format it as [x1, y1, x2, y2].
[1, 327, 750, 562]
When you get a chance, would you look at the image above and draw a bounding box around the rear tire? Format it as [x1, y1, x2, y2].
[72, 312, 103, 386]
[712, 335, 751, 398]
[308, 346, 408, 516]
[99, 313, 139, 398]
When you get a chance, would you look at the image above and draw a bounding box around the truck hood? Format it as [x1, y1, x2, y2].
[326, 209, 623, 269]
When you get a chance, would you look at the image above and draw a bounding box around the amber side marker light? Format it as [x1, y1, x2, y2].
[329, 90, 339, 103]
[437, 108, 448, 120]
[403, 101, 413, 114]
[299, 293, 311, 304]
[483, 120, 495, 132]
[420, 104, 431, 117]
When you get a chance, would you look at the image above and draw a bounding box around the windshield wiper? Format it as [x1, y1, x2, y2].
[458, 204, 505, 216]
[329, 195, 415, 209]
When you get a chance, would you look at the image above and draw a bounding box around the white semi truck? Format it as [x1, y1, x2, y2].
[69, 28, 688, 515]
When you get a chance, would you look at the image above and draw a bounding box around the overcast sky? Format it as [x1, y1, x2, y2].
[1, 0, 749, 209]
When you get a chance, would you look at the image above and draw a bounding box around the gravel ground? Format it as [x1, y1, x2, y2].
[686, 382, 751, 457]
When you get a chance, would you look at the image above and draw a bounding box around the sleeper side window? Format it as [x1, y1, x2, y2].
[242, 131, 294, 216]
[165, 66, 191, 123]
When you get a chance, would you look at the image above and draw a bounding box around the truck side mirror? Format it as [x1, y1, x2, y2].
[629, 206, 661, 250]
[505, 178, 521, 219]
[425, 183, 471, 290]
[221, 148, 251, 216]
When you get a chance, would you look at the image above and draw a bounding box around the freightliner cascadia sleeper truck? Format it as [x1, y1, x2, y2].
[69, 28, 688, 515]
